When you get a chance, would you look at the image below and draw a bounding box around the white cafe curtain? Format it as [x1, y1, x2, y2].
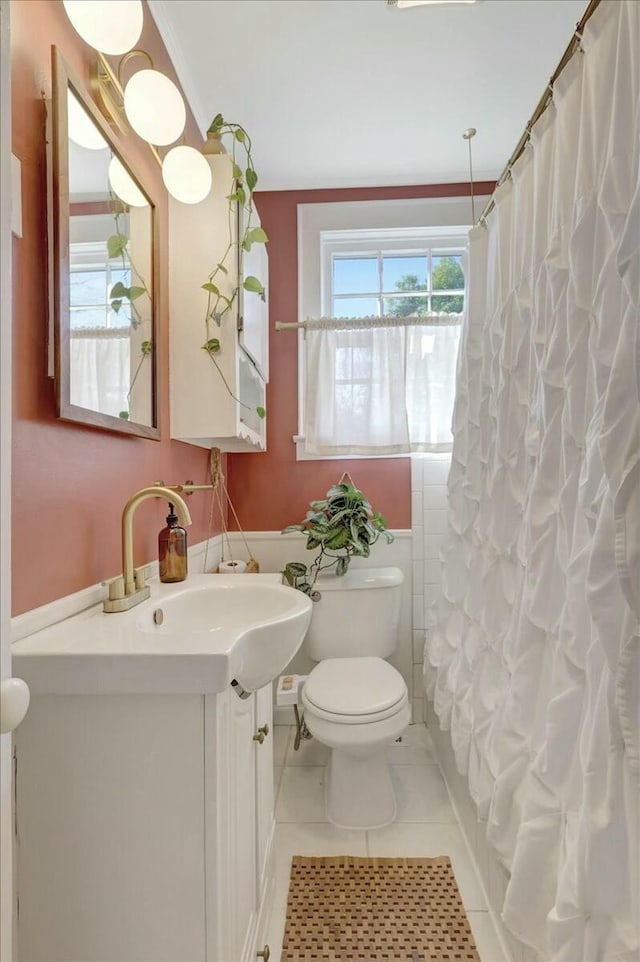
[303, 314, 462, 455]
[70, 328, 130, 417]
[425, 2, 639, 959]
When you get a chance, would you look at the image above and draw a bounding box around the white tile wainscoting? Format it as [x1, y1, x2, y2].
[410, 453, 452, 724]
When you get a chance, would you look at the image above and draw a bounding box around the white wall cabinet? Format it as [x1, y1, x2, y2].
[15, 686, 275, 962]
[169, 155, 268, 452]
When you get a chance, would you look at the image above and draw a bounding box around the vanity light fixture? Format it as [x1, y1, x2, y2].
[62, 0, 143, 55]
[108, 155, 149, 207]
[162, 145, 213, 204]
[63, 0, 209, 206]
[390, 1, 478, 7]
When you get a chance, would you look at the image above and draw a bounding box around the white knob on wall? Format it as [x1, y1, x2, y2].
[0, 677, 30, 734]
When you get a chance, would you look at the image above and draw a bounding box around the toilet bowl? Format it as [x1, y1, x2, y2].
[302, 656, 410, 829]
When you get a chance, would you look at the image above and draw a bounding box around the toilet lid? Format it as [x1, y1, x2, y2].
[303, 657, 407, 717]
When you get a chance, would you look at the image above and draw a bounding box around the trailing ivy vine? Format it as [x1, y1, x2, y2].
[201, 114, 268, 423]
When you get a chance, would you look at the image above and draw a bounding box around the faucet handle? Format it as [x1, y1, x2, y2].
[134, 566, 148, 590]
[105, 576, 125, 601]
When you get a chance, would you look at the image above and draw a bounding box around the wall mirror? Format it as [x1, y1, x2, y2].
[51, 47, 159, 438]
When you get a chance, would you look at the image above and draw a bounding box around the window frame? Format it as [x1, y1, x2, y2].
[296, 197, 487, 461]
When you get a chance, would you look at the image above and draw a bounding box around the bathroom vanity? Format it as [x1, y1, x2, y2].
[12, 574, 311, 962]
[16, 685, 273, 962]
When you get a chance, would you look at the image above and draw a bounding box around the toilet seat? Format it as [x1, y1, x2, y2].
[303, 657, 408, 724]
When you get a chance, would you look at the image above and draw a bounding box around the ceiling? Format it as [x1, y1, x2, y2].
[147, 0, 587, 191]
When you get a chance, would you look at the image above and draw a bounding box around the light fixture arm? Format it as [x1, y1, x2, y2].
[117, 48, 155, 87]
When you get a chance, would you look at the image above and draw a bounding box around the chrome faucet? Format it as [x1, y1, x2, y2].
[103, 486, 192, 613]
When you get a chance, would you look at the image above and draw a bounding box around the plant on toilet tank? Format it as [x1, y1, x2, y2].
[281, 476, 393, 599]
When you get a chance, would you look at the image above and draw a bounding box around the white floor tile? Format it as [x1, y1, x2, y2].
[467, 911, 508, 962]
[285, 734, 329, 767]
[275, 766, 327, 823]
[273, 725, 291, 768]
[366, 821, 487, 910]
[391, 764, 455, 822]
[387, 723, 437, 765]
[264, 822, 368, 961]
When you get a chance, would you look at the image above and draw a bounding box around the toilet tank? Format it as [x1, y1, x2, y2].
[303, 566, 403, 661]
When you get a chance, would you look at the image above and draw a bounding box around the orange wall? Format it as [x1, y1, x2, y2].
[10, 0, 219, 615]
[227, 182, 495, 532]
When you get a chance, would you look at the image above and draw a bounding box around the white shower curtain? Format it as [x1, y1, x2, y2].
[425, 2, 639, 959]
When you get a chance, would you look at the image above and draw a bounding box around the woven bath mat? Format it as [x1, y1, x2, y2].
[281, 855, 480, 962]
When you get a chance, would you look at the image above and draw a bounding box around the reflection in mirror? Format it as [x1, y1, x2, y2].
[52, 48, 159, 438]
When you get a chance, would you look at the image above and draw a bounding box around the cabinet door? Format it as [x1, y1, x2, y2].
[227, 691, 258, 961]
[254, 684, 274, 898]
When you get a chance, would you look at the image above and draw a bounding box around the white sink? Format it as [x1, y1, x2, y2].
[12, 574, 312, 696]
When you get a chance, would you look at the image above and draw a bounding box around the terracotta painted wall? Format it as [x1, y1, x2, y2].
[10, 0, 219, 616]
[227, 182, 494, 533]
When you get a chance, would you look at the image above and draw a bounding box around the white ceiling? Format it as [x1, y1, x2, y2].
[148, 0, 587, 191]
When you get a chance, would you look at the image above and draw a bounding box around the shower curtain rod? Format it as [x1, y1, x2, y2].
[478, 0, 602, 225]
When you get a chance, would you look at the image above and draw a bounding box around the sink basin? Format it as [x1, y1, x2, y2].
[12, 574, 312, 696]
[135, 577, 312, 692]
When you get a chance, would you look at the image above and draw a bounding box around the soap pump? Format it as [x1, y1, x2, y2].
[158, 502, 188, 583]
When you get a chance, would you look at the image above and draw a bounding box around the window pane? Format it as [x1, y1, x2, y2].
[382, 293, 429, 317]
[432, 254, 464, 291]
[69, 270, 107, 306]
[333, 257, 377, 295]
[382, 255, 427, 293]
[332, 297, 379, 318]
[431, 293, 464, 313]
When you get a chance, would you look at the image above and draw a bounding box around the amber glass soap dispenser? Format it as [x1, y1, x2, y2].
[159, 502, 188, 583]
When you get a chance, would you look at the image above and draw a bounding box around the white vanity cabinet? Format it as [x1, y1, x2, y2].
[169, 154, 268, 452]
[15, 685, 275, 962]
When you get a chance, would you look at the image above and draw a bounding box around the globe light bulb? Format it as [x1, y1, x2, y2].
[63, 0, 143, 55]
[123, 69, 186, 146]
[108, 156, 148, 208]
[67, 91, 108, 151]
[162, 146, 212, 204]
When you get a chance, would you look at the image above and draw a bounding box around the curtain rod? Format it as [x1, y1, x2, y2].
[478, 0, 602, 226]
[275, 313, 462, 333]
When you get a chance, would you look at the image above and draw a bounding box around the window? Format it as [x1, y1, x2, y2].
[297, 198, 482, 460]
[69, 241, 133, 330]
[331, 247, 465, 320]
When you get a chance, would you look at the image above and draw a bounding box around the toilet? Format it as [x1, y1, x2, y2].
[300, 566, 410, 830]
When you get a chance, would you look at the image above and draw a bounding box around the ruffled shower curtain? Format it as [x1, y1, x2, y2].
[425, 2, 639, 959]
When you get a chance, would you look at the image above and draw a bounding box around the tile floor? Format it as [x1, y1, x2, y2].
[265, 723, 507, 962]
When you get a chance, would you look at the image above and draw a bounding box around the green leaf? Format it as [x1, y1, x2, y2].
[243, 275, 264, 294]
[236, 185, 246, 205]
[248, 227, 268, 244]
[282, 524, 304, 534]
[232, 163, 243, 180]
[336, 556, 349, 576]
[242, 237, 252, 253]
[118, 410, 129, 420]
[111, 299, 122, 313]
[246, 168, 258, 192]
[208, 113, 224, 132]
[256, 405, 266, 419]
[285, 562, 308, 577]
[110, 281, 127, 299]
[140, 340, 152, 356]
[234, 128, 245, 143]
[216, 263, 228, 274]
[202, 282, 220, 295]
[107, 233, 128, 259]
[202, 338, 221, 354]
[128, 286, 146, 302]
